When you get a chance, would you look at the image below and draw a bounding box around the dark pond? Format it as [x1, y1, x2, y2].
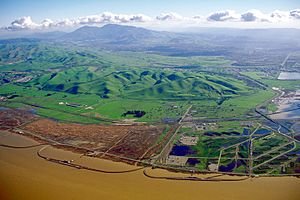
[186, 158, 200, 166]
[170, 145, 197, 156]
[7, 94, 19, 99]
[204, 131, 240, 136]
[254, 129, 272, 135]
[241, 141, 249, 147]
[219, 160, 243, 172]
[242, 128, 250, 136]
[204, 132, 221, 136]
[66, 86, 79, 94]
[122, 110, 146, 118]
[287, 150, 300, 156]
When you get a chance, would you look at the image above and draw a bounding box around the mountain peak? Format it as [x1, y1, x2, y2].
[61, 24, 161, 43]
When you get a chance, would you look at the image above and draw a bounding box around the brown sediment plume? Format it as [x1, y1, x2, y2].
[0, 132, 300, 200]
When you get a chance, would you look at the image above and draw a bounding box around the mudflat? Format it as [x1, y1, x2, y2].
[0, 132, 299, 200]
[23, 118, 163, 162]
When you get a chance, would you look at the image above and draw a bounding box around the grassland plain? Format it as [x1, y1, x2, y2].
[0, 42, 283, 124]
[190, 89, 276, 118]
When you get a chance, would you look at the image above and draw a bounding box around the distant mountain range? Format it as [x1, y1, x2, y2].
[2, 24, 300, 48]
[61, 24, 172, 43]
[57, 24, 300, 54]
[1, 24, 300, 65]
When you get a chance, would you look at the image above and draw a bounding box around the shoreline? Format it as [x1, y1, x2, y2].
[2, 130, 300, 179]
[1, 130, 300, 200]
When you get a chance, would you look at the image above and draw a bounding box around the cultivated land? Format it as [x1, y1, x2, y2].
[0, 25, 299, 181]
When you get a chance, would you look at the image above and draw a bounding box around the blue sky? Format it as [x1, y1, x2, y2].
[1, 0, 299, 26]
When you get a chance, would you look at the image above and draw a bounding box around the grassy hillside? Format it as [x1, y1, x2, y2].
[26, 67, 250, 100]
[0, 65, 260, 123]
[0, 41, 111, 71]
[0, 41, 271, 123]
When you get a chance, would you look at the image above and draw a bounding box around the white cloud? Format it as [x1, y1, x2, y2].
[290, 9, 300, 19]
[156, 12, 183, 21]
[128, 14, 152, 22]
[9, 16, 38, 30]
[192, 15, 203, 20]
[270, 10, 289, 19]
[6, 12, 153, 30]
[241, 9, 270, 22]
[71, 12, 151, 26]
[77, 15, 102, 25]
[268, 10, 293, 23]
[56, 19, 76, 27]
[40, 19, 54, 28]
[207, 10, 239, 21]
[207, 9, 299, 23]
[5, 9, 300, 31]
[75, 12, 151, 26]
[99, 12, 151, 23]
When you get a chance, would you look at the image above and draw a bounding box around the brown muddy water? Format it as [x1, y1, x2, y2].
[0, 131, 299, 200]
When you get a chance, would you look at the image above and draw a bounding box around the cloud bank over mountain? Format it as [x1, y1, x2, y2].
[5, 9, 300, 31]
[207, 10, 240, 22]
[156, 12, 184, 21]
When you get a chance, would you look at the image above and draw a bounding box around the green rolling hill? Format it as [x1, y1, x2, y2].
[27, 66, 251, 100]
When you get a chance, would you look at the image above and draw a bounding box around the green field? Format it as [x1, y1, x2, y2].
[0, 42, 281, 124]
[0, 65, 267, 123]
